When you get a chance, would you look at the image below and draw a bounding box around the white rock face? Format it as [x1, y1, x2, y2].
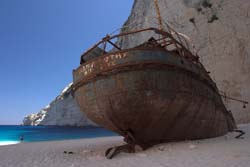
[117, 0, 250, 124]
[23, 83, 97, 126]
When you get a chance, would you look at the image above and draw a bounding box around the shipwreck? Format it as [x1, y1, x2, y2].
[72, 0, 241, 159]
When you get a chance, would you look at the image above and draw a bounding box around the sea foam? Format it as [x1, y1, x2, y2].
[0, 141, 20, 146]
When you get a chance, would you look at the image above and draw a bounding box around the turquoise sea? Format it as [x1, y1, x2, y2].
[0, 125, 117, 146]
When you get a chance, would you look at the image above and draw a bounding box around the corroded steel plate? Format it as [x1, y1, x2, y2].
[73, 48, 236, 147]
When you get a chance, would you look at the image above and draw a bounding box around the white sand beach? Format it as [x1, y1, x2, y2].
[1, 124, 250, 167]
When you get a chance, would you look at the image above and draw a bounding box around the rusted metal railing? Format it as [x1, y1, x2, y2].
[80, 27, 200, 65]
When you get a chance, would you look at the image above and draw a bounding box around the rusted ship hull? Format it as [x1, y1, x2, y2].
[73, 48, 236, 147]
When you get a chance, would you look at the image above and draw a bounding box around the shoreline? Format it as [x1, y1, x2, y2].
[0, 124, 250, 167]
[0, 135, 118, 147]
[0, 141, 20, 146]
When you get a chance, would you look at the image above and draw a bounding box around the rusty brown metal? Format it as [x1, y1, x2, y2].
[154, 0, 164, 31]
[107, 40, 121, 50]
[80, 27, 199, 65]
[80, 28, 156, 59]
[72, 27, 236, 157]
[220, 93, 249, 105]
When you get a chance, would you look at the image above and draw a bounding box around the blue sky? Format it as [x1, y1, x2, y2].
[0, 0, 133, 124]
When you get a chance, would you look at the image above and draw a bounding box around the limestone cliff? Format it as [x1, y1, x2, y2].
[23, 83, 97, 126]
[117, 0, 250, 123]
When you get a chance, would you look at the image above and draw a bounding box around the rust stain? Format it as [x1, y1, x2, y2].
[72, 27, 236, 152]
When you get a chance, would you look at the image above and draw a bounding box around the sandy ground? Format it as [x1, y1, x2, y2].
[1, 124, 250, 167]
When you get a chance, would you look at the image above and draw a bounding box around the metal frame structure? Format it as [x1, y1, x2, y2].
[80, 27, 200, 65]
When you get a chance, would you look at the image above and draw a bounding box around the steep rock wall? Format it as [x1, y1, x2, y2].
[23, 83, 97, 126]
